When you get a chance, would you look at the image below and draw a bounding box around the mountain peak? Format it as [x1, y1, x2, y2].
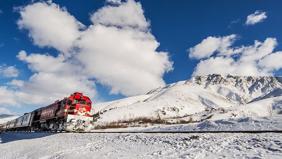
[191, 74, 282, 102]
[193, 74, 281, 85]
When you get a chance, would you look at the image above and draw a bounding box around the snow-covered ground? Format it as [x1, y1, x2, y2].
[90, 116, 282, 133]
[0, 132, 281, 159]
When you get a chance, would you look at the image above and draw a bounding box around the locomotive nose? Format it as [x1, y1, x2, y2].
[75, 104, 91, 116]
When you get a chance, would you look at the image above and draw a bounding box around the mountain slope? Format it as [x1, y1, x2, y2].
[0, 114, 18, 125]
[92, 74, 282, 129]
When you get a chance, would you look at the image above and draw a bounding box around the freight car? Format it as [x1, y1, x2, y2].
[1, 92, 93, 132]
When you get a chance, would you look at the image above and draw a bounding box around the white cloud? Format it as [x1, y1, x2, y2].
[17, 2, 84, 54]
[245, 11, 267, 26]
[0, 0, 172, 110]
[106, 0, 122, 5]
[8, 79, 24, 88]
[17, 50, 72, 74]
[189, 35, 237, 59]
[0, 50, 97, 107]
[91, 0, 149, 31]
[259, 52, 282, 71]
[0, 86, 18, 106]
[76, 0, 172, 96]
[239, 38, 277, 62]
[193, 57, 235, 76]
[76, 25, 172, 95]
[0, 65, 19, 78]
[16, 50, 96, 105]
[189, 35, 281, 76]
[0, 107, 13, 115]
[17, 0, 172, 97]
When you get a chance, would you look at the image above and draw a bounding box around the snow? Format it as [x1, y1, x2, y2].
[1, 74, 282, 158]
[143, 116, 282, 132]
[2, 74, 281, 132]
[0, 115, 18, 125]
[0, 132, 281, 159]
[92, 74, 282, 130]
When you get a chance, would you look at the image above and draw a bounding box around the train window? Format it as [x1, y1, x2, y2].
[79, 100, 86, 104]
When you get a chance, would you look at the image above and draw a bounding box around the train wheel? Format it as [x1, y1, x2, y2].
[49, 121, 59, 131]
[58, 120, 65, 132]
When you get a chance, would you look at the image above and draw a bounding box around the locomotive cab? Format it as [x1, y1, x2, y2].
[65, 92, 92, 117]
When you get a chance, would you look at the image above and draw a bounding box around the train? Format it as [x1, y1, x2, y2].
[0, 92, 93, 132]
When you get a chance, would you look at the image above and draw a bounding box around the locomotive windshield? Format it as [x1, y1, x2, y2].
[72, 99, 89, 105]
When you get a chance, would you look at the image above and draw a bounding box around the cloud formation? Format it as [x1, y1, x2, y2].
[18, 0, 172, 97]
[0, 50, 96, 109]
[189, 35, 282, 76]
[0, 107, 13, 115]
[189, 35, 237, 59]
[17, 2, 84, 54]
[0, 65, 19, 78]
[92, 0, 148, 31]
[245, 11, 267, 26]
[76, 0, 173, 95]
[0, 0, 173, 110]
[16, 50, 96, 104]
[106, 0, 122, 5]
[0, 86, 18, 106]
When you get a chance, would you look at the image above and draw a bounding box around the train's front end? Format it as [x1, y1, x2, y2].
[65, 92, 94, 132]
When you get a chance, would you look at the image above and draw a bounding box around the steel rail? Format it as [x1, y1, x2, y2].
[69, 130, 282, 133]
[2, 130, 282, 134]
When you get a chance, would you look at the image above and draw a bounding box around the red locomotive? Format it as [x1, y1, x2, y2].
[1, 92, 93, 132]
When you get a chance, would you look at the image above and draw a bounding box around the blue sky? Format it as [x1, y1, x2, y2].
[0, 0, 282, 114]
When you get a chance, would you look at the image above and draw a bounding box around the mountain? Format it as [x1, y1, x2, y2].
[0, 114, 18, 125]
[91, 74, 282, 130]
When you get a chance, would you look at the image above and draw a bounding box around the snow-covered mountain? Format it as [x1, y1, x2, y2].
[92, 74, 282, 129]
[0, 114, 18, 125]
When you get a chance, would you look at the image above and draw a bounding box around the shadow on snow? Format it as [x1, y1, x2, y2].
[0, 132, 54, 143]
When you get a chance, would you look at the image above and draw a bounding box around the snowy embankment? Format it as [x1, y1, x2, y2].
[92, 74, 282, 131]
[0, 132, 281, 159]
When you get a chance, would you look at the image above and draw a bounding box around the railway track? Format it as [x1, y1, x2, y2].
[77, 130, 282, 133]
[3, 130, 280, 134]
